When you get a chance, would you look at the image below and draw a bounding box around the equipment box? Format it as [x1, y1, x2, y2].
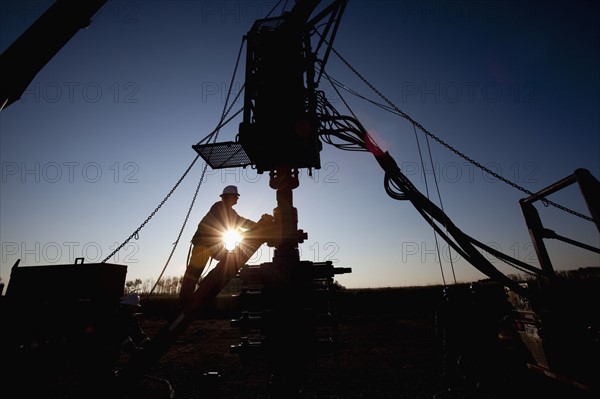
[6, 261, 126, 302]
[3, 261, 127, 346]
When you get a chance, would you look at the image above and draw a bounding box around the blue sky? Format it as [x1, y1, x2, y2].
[1, 0, 599, 289]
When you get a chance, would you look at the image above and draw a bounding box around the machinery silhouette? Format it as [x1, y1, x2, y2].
[1, 1, 598, 398]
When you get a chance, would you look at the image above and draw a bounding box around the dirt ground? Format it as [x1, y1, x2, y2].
[118, 288, 596, 399]
[4, 286, 596, 399]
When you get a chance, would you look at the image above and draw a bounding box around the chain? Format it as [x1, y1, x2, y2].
[102, 154, 201, 263]
[198, 39, 245, 146]
[265, 0, 285, 18]
[328, 45, 594, 223]
[104, 38, 248, 264]
[146, 162, 208, 299]
[219, 38, 245, 130]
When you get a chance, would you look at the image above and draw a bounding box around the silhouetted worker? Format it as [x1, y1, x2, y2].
[82, 292, 150, 393]
[115, 293, 150, 354]
[180, 185, 268, 305]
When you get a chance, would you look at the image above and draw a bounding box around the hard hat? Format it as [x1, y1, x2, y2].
[220, 185, 240, 197]
[120, 293, 141, 307]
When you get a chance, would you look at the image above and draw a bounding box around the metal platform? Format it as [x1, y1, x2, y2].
[192, 141, 253, 169]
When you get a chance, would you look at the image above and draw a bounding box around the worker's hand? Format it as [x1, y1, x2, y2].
[260, 213, 274, 223]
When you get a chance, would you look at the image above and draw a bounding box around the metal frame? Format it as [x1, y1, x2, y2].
[519, 168, 600, 275]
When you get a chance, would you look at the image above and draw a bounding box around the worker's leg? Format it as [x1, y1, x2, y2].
[179, 245, 210, 305]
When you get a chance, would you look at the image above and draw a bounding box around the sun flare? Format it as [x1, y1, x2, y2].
[223, 229, 243, 251]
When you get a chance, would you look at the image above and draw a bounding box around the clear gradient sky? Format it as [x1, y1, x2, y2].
[1, 0, 599, 289]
